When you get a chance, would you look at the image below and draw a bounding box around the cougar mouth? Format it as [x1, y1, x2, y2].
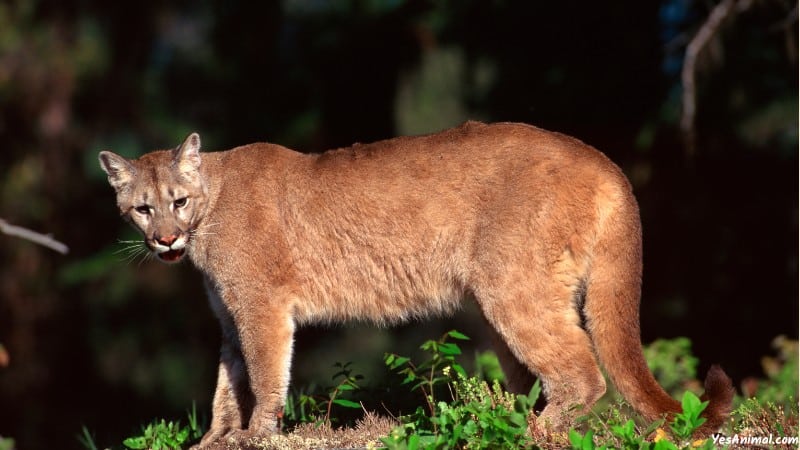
[157, 248, 185, 263]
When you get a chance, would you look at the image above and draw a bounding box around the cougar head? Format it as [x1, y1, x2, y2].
[99, 133, 209, 264]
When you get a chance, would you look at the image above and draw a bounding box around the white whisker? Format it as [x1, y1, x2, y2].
[190, 221, 221, 239]
[116, 244, 141, 254]
[191, 231, 218, 237]
[122, 249, 146, 264]
[115, 239, 152, 265]
[135, 250, 152, 267]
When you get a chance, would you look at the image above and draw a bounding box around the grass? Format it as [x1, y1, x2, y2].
[77, 333, 798, 450]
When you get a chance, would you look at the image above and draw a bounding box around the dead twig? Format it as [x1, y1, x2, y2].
[680, 0, 755, 157]
[0, 218, 69, 254]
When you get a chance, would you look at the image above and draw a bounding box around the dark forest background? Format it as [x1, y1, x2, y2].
[0, 0, 796, 448]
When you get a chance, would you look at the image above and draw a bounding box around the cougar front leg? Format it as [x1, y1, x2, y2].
[227, 299, 295, 442]
[195, 279, 256, 448]
[194, 341, 253, 448]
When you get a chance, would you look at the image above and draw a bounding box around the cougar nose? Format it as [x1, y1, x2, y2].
[156, 234, 178, 247]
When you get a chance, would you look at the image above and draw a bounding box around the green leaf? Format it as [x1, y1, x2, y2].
[331, 398, 361, 408]
[420, 340, 436, 351]
[122, 437, 147, 449]
[611, 419, 635, 439]
[569, 429, 585, 449]
[447, 330, 470, 340]
[386, 354, 411, 369]
[175, 426, 189, 443]
[526, 379, 542, 405]
[580, 429, 595, 450]
[437, 342, 462, 356]
[680, 391, 702, 415]
[407, 433, 419, 450]
[653, 439, 679, 450]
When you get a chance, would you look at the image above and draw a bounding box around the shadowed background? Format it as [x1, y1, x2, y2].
[0, 1, 796, 448]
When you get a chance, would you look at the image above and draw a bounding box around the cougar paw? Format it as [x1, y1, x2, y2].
[189, 429, 235, 450]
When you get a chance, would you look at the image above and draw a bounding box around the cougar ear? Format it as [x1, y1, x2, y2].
[98, 151, 136, 192]
[172, 132, 202, 174]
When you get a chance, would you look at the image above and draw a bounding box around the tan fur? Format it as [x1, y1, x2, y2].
[98, 121, 733, 447]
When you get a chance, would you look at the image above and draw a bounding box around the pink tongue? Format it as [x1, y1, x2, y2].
[159, 249, 183, 262]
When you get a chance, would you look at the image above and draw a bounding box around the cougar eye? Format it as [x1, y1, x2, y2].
[174, 197, 188, 208]
[135, 205, 151, 215]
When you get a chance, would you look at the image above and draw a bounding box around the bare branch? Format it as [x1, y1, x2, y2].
[0, 218, 69, 255]
[680, 0, 755, 157]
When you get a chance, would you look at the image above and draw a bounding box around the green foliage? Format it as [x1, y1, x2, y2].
[608, 420, 642, 449]
[0, 437, 14, 450]
[122, 404, 203, 450]
[749, 335, 798, 408]
[384, 330, 470, 417]
[381, 330, 540, 449]
[669, 392, 707, 442]
[283, 361, 363, 427]
[568, 392, 713, 450]
[382, 381, 539, 449]
[323, 362, 364, 424]
[83, 333, 800, 449]
[569, 429, 606, 450]
[122, 420, 188, 450]
[285, 385, 324, 425]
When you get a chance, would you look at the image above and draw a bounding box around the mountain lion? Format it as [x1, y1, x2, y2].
[99, 121, 733, 447]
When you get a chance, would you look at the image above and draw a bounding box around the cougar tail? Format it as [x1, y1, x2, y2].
[582, 181, 734, 435]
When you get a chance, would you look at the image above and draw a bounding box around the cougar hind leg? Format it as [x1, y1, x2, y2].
[485, 324, 537, 396]
[476, 268, 605, 431]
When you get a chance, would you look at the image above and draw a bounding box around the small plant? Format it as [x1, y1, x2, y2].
[609, 419, 642, 449]
[381, 330, 541, 449]
[285, 385, 324, 425]
[669, 392, 706, 443]
[283, 361, 363, 428]
[384, 329, 470, 418]
[382, 378, 540, 449]
[123, 419, 189, 450]
[122, 403, 203, 450]
[77, 425, 100, 450]
[323, 361, 364, 424]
